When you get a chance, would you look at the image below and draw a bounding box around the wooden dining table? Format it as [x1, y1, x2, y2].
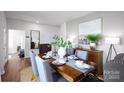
[39, 54, 95, 82]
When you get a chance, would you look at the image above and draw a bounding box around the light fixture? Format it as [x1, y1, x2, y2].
[105, 37, 120, 45]
[105, 37, 120, 62]
[36, 21, 39, 24]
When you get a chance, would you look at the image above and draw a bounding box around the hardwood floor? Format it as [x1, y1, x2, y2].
[1, 54, 31, 82]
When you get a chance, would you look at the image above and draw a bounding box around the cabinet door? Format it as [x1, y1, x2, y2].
[97, 52, 103, 75]
[88, 52, 98, 63]
[88, 51, 103, 75]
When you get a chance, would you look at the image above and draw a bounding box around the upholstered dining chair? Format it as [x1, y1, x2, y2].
[35, 56, 67, 82]
[30, 51, 39, 80]
[75, 50, 88, 61]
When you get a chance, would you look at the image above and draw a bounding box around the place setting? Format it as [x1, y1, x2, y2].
[52, 58, 66, 66]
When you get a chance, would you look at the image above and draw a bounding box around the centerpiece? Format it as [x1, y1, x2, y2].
[51, 35, 72, 59]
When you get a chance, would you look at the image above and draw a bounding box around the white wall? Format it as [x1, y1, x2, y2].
[66, 11, 124, 64]
[6, 18, 60, 57]
[0, 11, 7, 77]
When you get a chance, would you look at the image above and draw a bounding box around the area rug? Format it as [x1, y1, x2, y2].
[20, 66, 35, 82]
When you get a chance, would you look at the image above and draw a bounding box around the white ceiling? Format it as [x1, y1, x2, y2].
[5, 11, 94, 26]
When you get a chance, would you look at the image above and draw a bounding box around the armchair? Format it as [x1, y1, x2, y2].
[104, 53, 124, 82]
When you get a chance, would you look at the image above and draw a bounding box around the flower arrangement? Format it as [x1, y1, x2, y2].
[51, 35, 72, 48]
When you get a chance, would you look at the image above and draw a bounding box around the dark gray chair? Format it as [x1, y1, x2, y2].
[104, 53, 124, 82]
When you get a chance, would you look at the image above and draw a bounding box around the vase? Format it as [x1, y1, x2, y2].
[90, 42, 96, 50]
[58, 47, 66, 58]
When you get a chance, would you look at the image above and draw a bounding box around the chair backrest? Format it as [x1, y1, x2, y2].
[75, 50, 88, 61]
[114, 53, 124, 60]
[29, 51, 39, 76]
[35, 56, 53, 82]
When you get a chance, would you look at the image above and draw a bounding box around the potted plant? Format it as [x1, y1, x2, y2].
[86, 34, 102, 50]
[51, 35, 72, 58]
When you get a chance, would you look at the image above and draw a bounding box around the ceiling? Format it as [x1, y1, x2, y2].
[5, 11, 94, 26]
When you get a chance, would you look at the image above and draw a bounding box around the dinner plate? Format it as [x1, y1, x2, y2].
[68, 55, 78, 60]
[75, 63, 90, 70]
[52, 60, 66, 65]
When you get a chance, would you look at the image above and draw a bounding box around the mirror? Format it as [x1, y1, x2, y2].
[30, 30, 40, 49]
[79, 18, 102, 36]
[78, 18, 102, 48]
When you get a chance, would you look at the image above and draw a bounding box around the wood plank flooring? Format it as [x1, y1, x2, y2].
[1, 54, 31, 82]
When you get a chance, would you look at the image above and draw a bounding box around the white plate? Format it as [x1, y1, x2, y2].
[52, 61, 65, 65]
[75, 63, 90, 70]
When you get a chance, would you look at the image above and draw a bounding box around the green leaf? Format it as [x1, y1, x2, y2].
[86, 34, 102, 42]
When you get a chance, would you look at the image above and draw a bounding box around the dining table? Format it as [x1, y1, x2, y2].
[39, 53, 95, 82]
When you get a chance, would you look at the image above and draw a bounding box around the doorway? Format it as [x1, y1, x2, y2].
[8, 29, 25, 58]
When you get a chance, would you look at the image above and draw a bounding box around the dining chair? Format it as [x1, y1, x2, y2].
[75, 50, 88, 61]
[29, 51, 39, 80]
[35, 56, 67, 82]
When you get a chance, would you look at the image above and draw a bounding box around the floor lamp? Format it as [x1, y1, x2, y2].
[105, 37, 120, 62]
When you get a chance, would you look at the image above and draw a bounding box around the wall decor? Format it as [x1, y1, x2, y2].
[78, 18, 102, 49]
[30, 30, 40, 49]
